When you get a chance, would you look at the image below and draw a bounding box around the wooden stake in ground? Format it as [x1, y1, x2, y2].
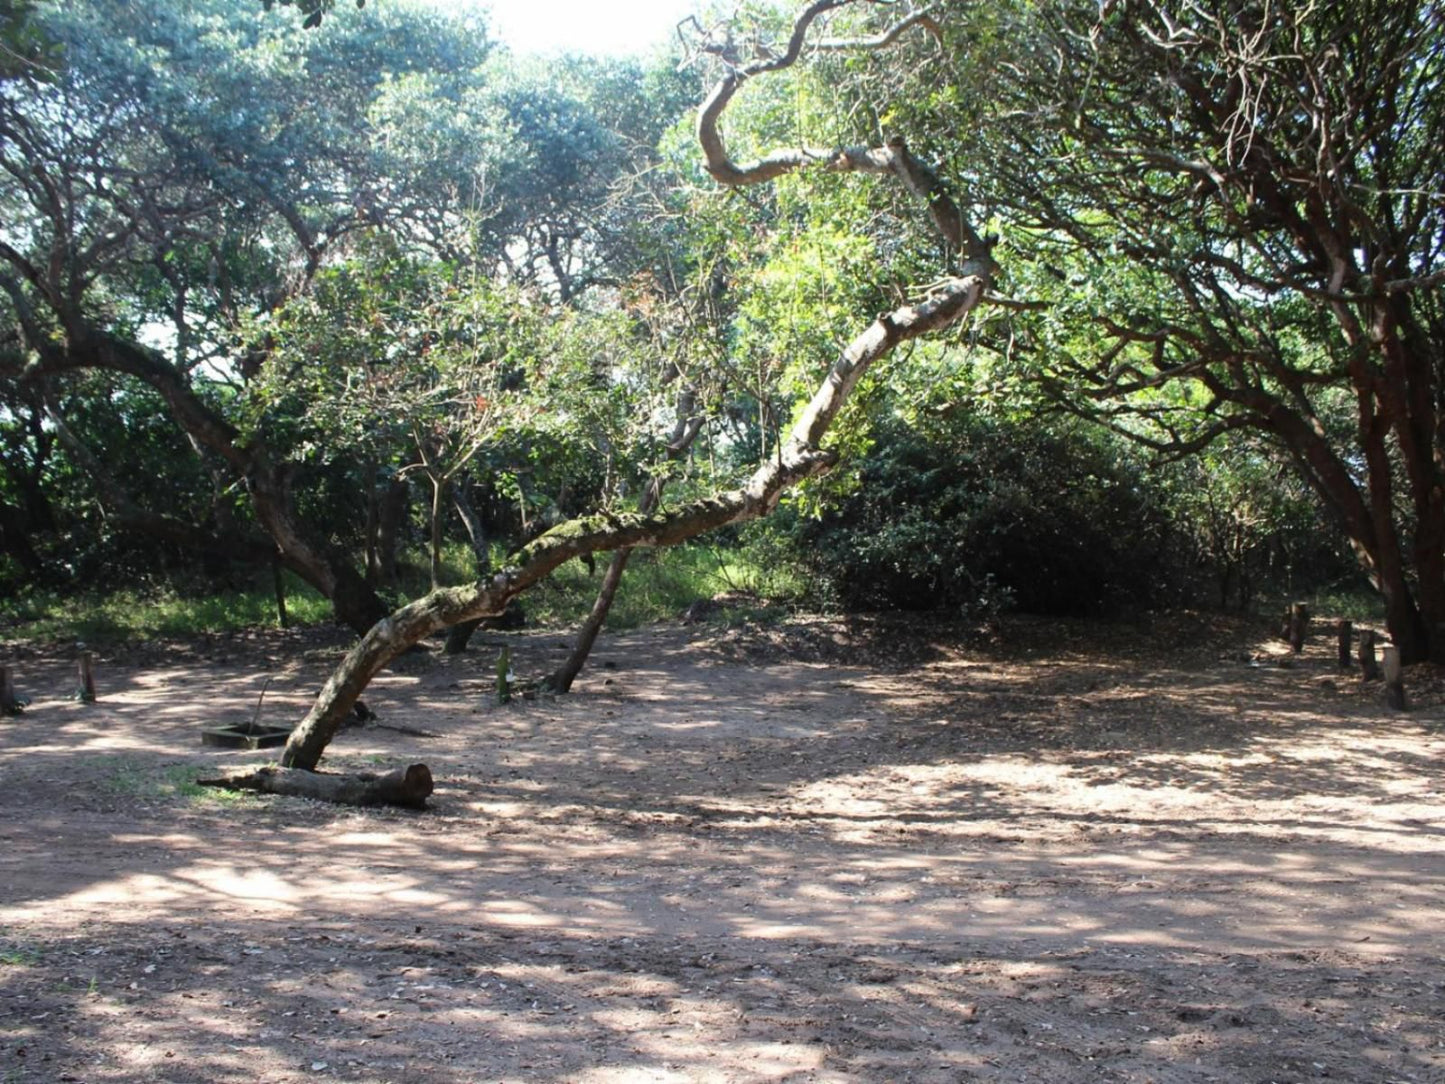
[496, 646, 512, 705]
[273, 558, 290, 630]
[76, 652, 96, 703]
[0, 666, 21, 716]
[1358, 629, 1382, 681]
[1336, 619, 1353, 671]
[1382, 645, 1407, 710]
[197, 763, 434, 809]
[1287, 602, 1310, 654]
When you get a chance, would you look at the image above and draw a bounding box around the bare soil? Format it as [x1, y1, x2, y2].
[1, 612, 1443, 1083]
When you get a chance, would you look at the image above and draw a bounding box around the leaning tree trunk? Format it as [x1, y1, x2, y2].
[280, 276, 988, 770]
[549, 394, 703, 693]
[278, 0, 991, 772]
[549, 548, 634, 693]
[32, 326, 391, 636]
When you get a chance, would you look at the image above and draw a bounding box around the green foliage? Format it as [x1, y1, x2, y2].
[523, 542, 788, 630]
[793, 413, 1173, 617]
[0, 0, 61, 80]
[101, 762, 208, 801]
[1, 573, 330, 642]
[1157, 439, 1354, 611]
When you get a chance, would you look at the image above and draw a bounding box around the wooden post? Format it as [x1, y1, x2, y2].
[1382, 646, 1407, 710]
[1288, 602, 1310, 654]
[272, 558, 290, 630]
[77, 652, 96, 703]
[496, 646, 512, 705]
[0, 666, 20, 716]
[1336, 620, 1352, 671]
[1358, 628, 1382, 681]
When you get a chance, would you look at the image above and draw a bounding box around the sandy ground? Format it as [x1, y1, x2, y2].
[1, 612, 1443, 1083]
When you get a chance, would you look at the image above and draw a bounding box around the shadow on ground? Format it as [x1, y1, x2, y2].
[1, 613, 1442, 1082]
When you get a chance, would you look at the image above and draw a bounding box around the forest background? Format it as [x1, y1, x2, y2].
[3, 0, 1440, 715]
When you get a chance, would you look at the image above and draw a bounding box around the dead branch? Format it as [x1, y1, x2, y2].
[197, 763, 434, 810]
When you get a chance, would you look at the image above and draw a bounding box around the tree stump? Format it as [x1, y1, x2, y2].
[0, 666, 21, 716]
[1286, 602, 1309, 654]
[1358, 628, 1382, 681]
[196, 763, 434, 809]
[1382, 646, 1407, 710]
[76, 652, 96, 703]
[1336, 619, 1352, 671]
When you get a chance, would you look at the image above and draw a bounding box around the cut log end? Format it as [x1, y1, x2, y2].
[197, 763, 434, 809]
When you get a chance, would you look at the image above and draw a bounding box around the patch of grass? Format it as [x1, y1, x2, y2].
[1304, 587, 1386, 623]
[98, 759, 263, 807]
[1, 532, 811, 646]
[0, 933, 40, 968]
[1255, 584, 1385, 625]
[1, 572, 332, 643]
[522, 540, 804, 630]
[101, 761, 209, 800]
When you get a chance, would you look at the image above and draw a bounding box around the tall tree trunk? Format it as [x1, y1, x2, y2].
[375, 477, 408, 588]
[364, 461, 381, 584]
[442, 478, 491, 655]
[428, 474, 445, 592]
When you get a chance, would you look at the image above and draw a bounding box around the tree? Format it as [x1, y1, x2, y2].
[278, 0, 995, 771]
[0, 0, 499, 627]
[874, 0, 1445, 659]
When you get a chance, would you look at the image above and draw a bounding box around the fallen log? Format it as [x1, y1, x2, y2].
[197, 763, 433, 810]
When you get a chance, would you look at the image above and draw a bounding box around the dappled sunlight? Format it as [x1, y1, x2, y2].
[3, 622, 1444, 1080]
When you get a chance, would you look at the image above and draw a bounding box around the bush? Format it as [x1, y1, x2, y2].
[791, 415, 1173, 617]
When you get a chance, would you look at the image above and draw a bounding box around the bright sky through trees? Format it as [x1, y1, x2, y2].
[443, 0, 702, 56]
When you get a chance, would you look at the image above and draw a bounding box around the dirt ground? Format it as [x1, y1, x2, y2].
[1, 611, 1443, 1083]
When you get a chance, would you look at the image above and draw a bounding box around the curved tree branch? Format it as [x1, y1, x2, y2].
[280, 0, 998, 771]
[695, 1, 991, 261]
[280, 272, 989, 769]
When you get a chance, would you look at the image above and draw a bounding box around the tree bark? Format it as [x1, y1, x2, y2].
[428, 474, 445, 591]
[549, 548, 633, 693]
[0, 666, 20, 716]
[272, 558, 290, 630]
[197, 763, 434, 809]
[1382, 646, 1407, 711]
[277, 1, 990, 771]
[76, 652, 96, 703]
[549, 398, 704, 693]
[1286, 602, 1309, 654]
[1358, 628, 1382, 681]
[279, 275, 988, 770]
[364, 461, 381, 584]
[375, 476, 408, 588]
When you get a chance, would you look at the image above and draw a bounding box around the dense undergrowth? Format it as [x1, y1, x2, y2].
[0, 540, 803, 644]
